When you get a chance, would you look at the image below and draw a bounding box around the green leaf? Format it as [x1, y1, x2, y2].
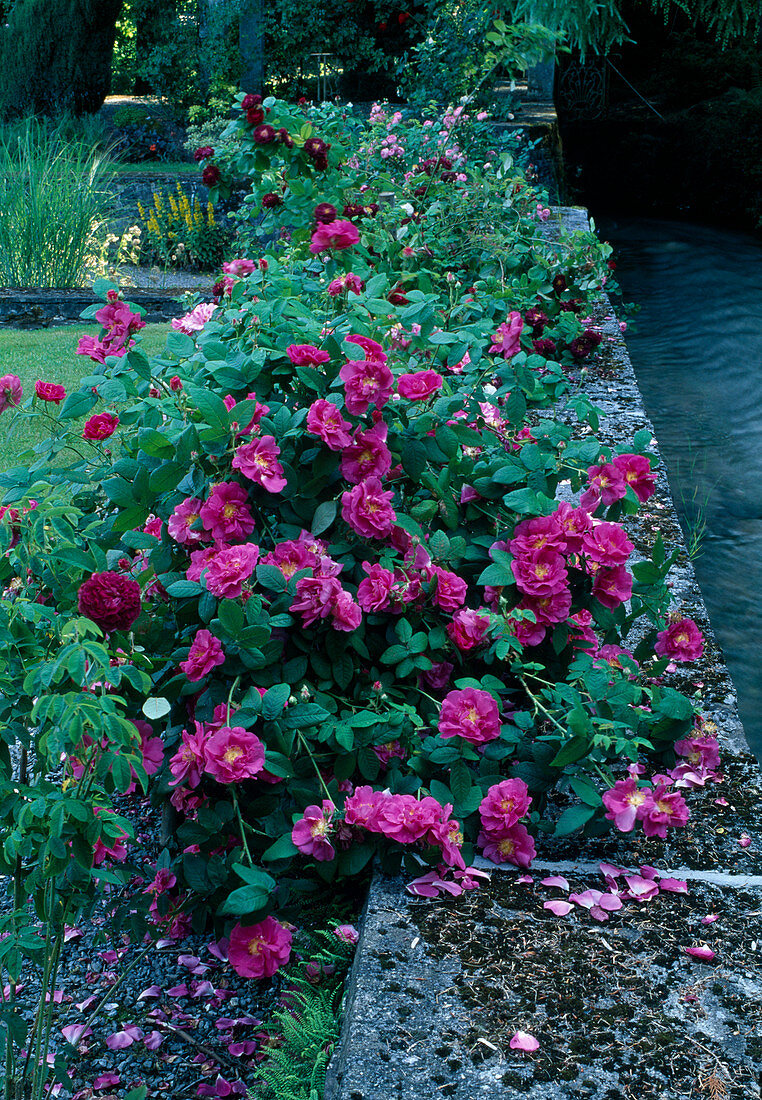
[262, 835, 299, 861]
[311, 500, 337, 536]
[262, 683, 291, 720]
[402, 438, 427, 480]
[554, 804, 597, 836]
[218, 600, 244, 635]
[167, 331, 196, 358]
[550, 737, 590, 767]
[185, 383, 230, 437]
[450, 760, 473, 804]
[568, 776, 602, 807]
[218, 882, 272, 918]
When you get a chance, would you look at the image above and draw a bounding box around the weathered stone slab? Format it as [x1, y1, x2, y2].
[326, 207, 762, 1100]
[0, 288, 186, 326]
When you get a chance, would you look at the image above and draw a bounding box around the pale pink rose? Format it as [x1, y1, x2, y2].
[489, 311, 523, 358]
[171, 302, 217, 335]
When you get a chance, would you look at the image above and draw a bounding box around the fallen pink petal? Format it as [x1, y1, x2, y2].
[544, 900, 574, 916]
[510, 1030, 540, 1052]
[685, 946, 716, 961]
[701, 914, 720, 925]
[738, 834, 752, 848]
[92, 1073, 121, 1090]
[540, 875, 569, 890]
[659, 878, 689, 893]
[143, 1030, 164, 1050]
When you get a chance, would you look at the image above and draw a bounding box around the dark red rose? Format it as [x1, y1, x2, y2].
[35, 380, 66, 403]
[303, 137, 327, 158]
[193, 145, 214, 162]
[83, 412, 119, 440]
[262, 192, 282, 208]
[312, 154, 328, 171]
[532, 337, 557, 357]
[440, 171, 456, 182]
[78, 572, 142, 633]
[524, 307, 549, 335]
[552, 273, 568, 294]
[313, 202, 337, 223]
[607, 258, 617, 270]
[558, 298, 583, 314]
[247, 107, 265, 126]
[202, 165, 221, 186]
[277, 128, 294, 148]
[241, 93, 262, 110]
[342, 203, 364, 219]
[297, 96, 308, 105]
[252, 124, 276, 145]
[387, 286, 409, 305]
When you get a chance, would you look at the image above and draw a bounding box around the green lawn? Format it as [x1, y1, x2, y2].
[0, 323, 169, 471]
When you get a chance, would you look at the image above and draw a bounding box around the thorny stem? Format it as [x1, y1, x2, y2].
[231, 788, 254, 867]
[518, 675, 568, 737]
[296, 730, 333, 804]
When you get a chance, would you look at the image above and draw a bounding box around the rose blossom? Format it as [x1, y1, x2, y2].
[306, 399, 353, 450]
[446, 608, 491, 651]
[439, 688, 500, 744]
[292, 800, 336, 861]
[580, 462, 627, 512]
[331, 589, 362, 632]
[309, 219, 359, 253]
[204, 543, 260, 598]
[204, 726, 265, 783]
[334, 924, 359, 944]
[171, 302, 216, 334]
[674, 735, 720, 770]
[199, 483, 256, 542]
[83, 413, 119, 441]
[639, 784, 690, 838]
[581, 523, 633, 566]
[511, 549, 568, 597]
[479, 779, 531, 832]
[169, 723, 209, 788]
[396, 369, 443, 401]
[286, 344, 330, 366]
[341, 478, 396, 539]
[180, 629, 225, 681]
[602, 778, 649, 832]
[168, 497, 208, 546]
[228, 917, 292, 979]
[232, 436, 287, 493]
[592, 564, 633, 609]
[613, 453, 656, 503]
[478, 823, 536, 867]
[290, 575, 342, 627]
[78, 572, 141, 632]
[223, 258, 256, 276]
[432, 568, 467, 612]
[357, 562, 395, 612]
[489, 311, 523, 358]
[339, 358, 394, 416]
[343, 785, 383, 829]
[35, 380, 66, 403]
[328, 272, 364, 296]
[186, 546, 217, 583]
[509, 515, 565, 556]
[655, 617, 704, 662]
[340, 423, 392, 484]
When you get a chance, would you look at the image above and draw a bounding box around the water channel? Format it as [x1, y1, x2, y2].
[595, 215, 762, 762]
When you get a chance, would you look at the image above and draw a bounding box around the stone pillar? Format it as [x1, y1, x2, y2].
[239, 0, 264, 94]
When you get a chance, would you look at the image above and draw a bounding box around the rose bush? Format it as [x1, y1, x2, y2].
[0, 98, 709, 1008]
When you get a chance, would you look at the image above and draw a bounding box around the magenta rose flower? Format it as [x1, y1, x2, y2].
[357, 561, 395, 612]
[171, 302, 216, 335]
[35, 380, 66, 403]
[479, 779, 532, 833]
[180, 629, 225, 681]
[341, 478, 396, 539]
[204, 543, 260, 599]
[228, 917, 292, 979]
[286, 344, 330, 366]
[168, 722, 209, 788]
[339, 358, 394, 416]
[439, 687, 500, 744]
[167, 496, 208, 546]
[613, 453, 656, 503]
[581, 522, 633, 566]
[580, 462, 627, 512]
[82, 412, 119, 441]
[290, 575, 343, 627]
[340, 423, 392, 484]
[592, 564, 633, 609]
[639, 784, 690, 838]
[602, 777, 648, 833]
[203, 726, 265, 784]
[396, 369, 443, 401]
[488, 311, 523, 358]
[309, 219, 359, 254]
[478, 822, 536, 867]
[78, 572, 141, 633]
[432, 568, 467, 612]
[446, 608, 491, 651]
[511, 549, 568, 598]
[655, 617, 704, 662]
[199, 482, 256, 542]
[306, 399, 353, 451]
[223, 258, 257, 276]
[232, 436, 287, 493]
[291, 800, 336, 861]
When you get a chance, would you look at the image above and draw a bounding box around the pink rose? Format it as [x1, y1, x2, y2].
[292, 800, 336, 861]
[228, 917, 292, 978]
[232, 436, 287, 493]
[432, 568, 467, 612]
[439, 688, 500, 744]
[340, 423, 392, 484]
[180, 629, 225, 681]
[446, 608, 491, 651]
[199, 483, 256, 542]
[204, 543, 260, 598]
[479, 777, 532, 833]
[592, 565, 633, 609]
[341, 478, 396, 539]
[655, 617, 704, 662]
[306, 399, 353, 451]
[339, 358, 394, 416]
[489, 312, 523, 358]
[168, 496, 208, 546]
[35, 380, 66, 403]
[171, 302, 216, 334]
[309, 219, 359, 253]
[357, 561, 395, 612]
[286, 344, 330, 366]
[396, 369, 443, 401]
[203, 726, 265, 784]
[83, 413, 119, 441]
[613, 453, 656, 503]
[478, 822, 535, 867]
[581, 523, 633, 566]
[511, 549, 568, 597]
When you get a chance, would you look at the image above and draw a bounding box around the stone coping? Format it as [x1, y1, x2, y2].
[325, 207, 762, 1100]
[0, 287, 188, 326]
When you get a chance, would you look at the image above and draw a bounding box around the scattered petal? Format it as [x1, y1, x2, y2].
[509, 1030, 539, 1052]
[598, 893, 623, 912]
[714, 797, 729, 806]
[685, 946, 716, 961]
[75, 995, 98, 1013]
[138, 985, 162, 1001]
[166, 983, 190, 997]
[92, 1074, 121, 1090]
[701, 914, 719, 925]
[599, 862, 623, 878]
[540, 876, 569, 891]
[143, 1031, 163, 1050]
[738, 834, 752, 848]
[659, 878, 688, 894]
[208, 939, 229, 962]
[62, 1024, 92, 1045]
[517, 873, 534, 884]
[543, 900, 573, 916]
[191, 980, 216, 999]
[624, 875, 660, 901]
[63, 926, 83, 943]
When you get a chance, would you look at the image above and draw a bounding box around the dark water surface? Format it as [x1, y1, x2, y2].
[596, 216, 762, 762]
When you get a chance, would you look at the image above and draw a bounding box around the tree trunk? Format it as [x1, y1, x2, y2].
[239, 0, 264, 94]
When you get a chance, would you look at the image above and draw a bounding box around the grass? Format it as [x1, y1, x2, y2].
[0, 324, 169, 472]
[108, 160, 197, 177]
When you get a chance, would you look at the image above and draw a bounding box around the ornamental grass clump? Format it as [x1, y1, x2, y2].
[0, 97, 717, 1074]
[0, 119, 114, 288]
